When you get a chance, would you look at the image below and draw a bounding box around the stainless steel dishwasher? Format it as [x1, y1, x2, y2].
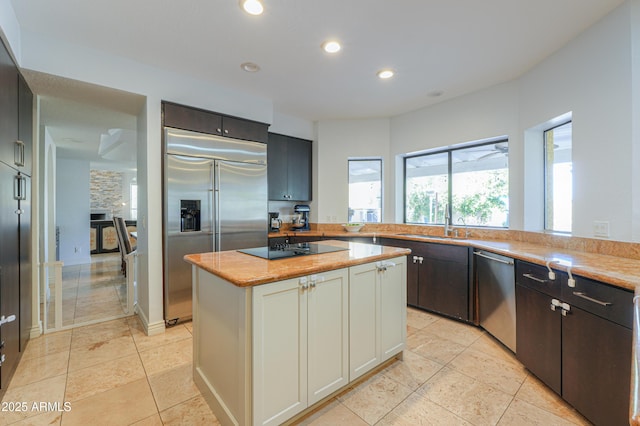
[474, 250, 516, 352]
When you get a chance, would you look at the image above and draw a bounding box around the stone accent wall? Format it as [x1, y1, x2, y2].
[90, 170, 124, 217]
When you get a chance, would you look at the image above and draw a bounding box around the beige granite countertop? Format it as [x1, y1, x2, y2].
[184, 240, 411, 287]
[268, 228, 640, 291]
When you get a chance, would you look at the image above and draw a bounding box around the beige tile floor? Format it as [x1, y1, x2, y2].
[1, 306, 592, 425]
[42, 253, 129, 330]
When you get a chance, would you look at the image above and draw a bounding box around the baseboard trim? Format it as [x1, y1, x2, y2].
[136, 307, 165, 336]
[29, 323, 42, 339]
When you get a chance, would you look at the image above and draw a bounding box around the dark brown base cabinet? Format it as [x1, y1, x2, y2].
[515, 260, 632, 426]
[380, 238, 471, 321]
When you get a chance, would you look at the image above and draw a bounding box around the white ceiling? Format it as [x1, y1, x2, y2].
[9, 0, 625, 163]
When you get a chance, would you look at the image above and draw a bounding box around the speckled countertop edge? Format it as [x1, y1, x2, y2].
[184, 240, 411, 287]
[267, 231, 640, 291]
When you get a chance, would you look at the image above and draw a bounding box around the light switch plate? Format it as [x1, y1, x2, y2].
[593, 221, 610, 238]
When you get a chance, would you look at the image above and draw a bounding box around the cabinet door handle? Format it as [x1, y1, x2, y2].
[522, 273, 548, 283]
[14, 140, 25, 167]
[0, 314, 16, 326]
[473, 251, 514, 265]
[572, 291, 612, 307]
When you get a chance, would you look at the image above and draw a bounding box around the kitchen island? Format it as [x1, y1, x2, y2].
[184, 240, 410, 426]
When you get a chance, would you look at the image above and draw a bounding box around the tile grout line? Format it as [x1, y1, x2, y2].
[128, 316, 164, 422]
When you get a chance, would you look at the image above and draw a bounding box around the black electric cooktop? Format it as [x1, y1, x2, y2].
[238, 242, 349, 260]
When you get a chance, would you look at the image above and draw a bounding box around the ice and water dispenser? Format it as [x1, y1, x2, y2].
[180, 200, 201, 232]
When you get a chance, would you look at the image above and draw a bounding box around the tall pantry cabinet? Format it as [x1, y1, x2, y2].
[0, 38, 33, 398]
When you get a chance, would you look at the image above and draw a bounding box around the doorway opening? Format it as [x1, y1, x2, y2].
[27, 70, 145, 333]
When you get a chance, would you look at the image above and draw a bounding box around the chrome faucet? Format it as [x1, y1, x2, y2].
[444, 204, 452, 237]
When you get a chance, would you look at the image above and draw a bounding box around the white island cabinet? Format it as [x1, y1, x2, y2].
[187, 241, 409, 426]
[349, 259, 407, 381]
[252, 268, 349, 425]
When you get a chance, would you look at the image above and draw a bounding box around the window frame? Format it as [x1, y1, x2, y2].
[403, 138, 509, 227]
[347, 157, 383, 223]
[543, 120, 572, 234]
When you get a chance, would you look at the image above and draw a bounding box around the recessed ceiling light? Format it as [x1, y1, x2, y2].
[377, 69, 394, 79]
[321, 40, 341, 54]
[240, 62, 260, 72]
[240, 0, 264, 15]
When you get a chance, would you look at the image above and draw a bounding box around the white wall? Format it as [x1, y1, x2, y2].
[519, 2, 632, 240]
[316, 119, 392, 224]
[270, 111, 315, 140]
[316, 1, 636, 241]
[0, 1, 21, 63]
[390, 82, 520, 226]
[56, 158, 91, 265]
[632, 0, 640, 241]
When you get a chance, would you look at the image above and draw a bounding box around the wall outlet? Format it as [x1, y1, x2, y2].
[593, 221, 610, 238]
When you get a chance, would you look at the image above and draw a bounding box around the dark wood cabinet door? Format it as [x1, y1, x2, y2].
[0, 166, 20, 392]
[17, 74, 32, 175]
[221, 116, 268, 143]
[162, 102, 222, 136]
[515, 284, 562, 394]
[0, 41, 18, 167]
[420, 257, 468, 320]
[18, 173, 31, 352]
[267, 133, 312, 201]
[377, 238, 418, 306]
[267, 133, 288, 200]
[406, 256, 419, 307]
[562, 305, 631, 426]
[286, 137, 311, 201]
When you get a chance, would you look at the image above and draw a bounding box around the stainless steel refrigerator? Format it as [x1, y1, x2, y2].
[163, 127, 267, 323]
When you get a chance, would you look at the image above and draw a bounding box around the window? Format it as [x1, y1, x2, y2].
[544, 121, 572, 233]
[405, 140, 509, 227]
[130, 182, 138, 220]
[348, 159, 382, 223]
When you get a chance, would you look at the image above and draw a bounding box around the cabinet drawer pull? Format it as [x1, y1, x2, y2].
[522, 273, 548, 283]
[572, 291, 612, 307]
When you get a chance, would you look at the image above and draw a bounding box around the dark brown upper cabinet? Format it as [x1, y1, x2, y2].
[162, 101, 269, 143]
[267, 132, 312, 202]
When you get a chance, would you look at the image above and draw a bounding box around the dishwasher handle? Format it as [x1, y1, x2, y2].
[474, 251, 514, 265]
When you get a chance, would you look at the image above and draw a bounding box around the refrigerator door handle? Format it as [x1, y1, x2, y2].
[214, 162, 221, 251]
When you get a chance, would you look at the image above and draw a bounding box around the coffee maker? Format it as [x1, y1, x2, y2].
[293, 205, 310, 231]
[269, 212, 282, 232]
